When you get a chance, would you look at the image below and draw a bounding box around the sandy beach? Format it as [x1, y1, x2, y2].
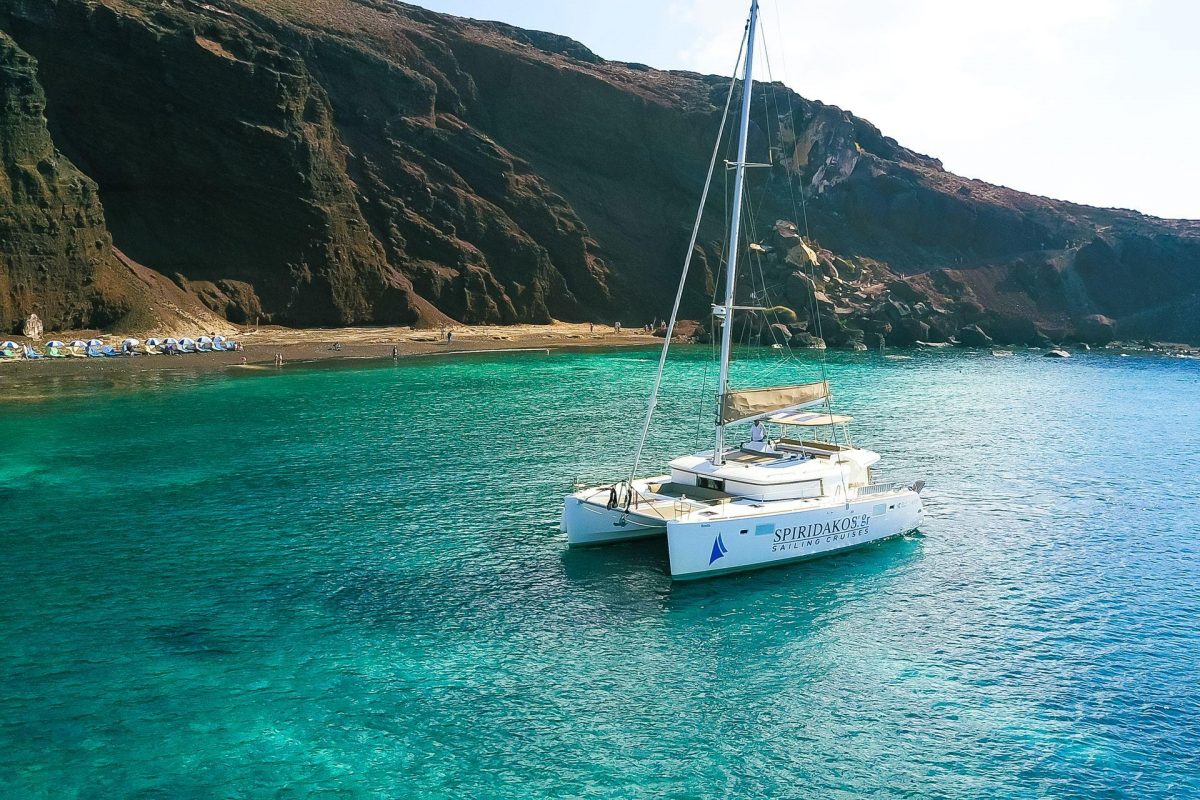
[0, 322, 664, 378]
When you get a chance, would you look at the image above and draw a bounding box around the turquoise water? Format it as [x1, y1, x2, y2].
[2, 347, 1198, 798]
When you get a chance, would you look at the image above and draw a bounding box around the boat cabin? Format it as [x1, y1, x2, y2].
[666, 414, 878, 502]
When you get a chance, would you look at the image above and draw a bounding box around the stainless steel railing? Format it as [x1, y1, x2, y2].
[853, 481, 910, 498]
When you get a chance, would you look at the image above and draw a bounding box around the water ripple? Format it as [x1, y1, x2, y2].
[1, 348, 1198, 798]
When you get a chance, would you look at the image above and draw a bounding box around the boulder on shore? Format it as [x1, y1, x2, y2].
[888, 319, 929, 346]
[956, 324, 994, 347]
[790, 332, 825, 349]
[22, 313, 42, 339]
[1077, 314, 1115, 344]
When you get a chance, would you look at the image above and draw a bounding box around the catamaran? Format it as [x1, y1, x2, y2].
[560, 0, 925, 580]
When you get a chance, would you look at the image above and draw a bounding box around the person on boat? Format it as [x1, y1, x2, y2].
[746, 419, 774, 453]
[751, 419, 766, 443]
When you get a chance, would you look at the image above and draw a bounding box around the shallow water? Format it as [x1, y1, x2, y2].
[2, 347, 1198, 798]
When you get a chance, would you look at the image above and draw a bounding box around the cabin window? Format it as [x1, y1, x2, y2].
[697, 476, 725, 492]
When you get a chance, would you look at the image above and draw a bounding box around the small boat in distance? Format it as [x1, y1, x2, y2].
[560, 0, 925, 580]
[1045, 349, 1071, 358]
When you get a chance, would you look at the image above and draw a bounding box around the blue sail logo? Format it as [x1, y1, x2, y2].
[709, 533, 728, 565]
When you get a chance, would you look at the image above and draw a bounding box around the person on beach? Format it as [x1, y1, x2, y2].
[274, 352, 283, 367]
[589, 322, 594, 333]
[447, 330, 453, 342]
[392, 346, 398, 360]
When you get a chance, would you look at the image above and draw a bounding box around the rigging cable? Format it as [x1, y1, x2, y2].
[761, 9, 850, 504]
[625, 23, 748, 492]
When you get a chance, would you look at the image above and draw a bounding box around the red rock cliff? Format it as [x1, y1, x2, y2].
[1, 0, 1197, 343]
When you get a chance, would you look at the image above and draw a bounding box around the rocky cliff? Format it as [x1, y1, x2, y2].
[0, 28, 135, 331]
[1, 0, 1197, 343]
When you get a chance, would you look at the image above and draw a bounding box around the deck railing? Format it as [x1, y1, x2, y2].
[854, 481, 909, 498]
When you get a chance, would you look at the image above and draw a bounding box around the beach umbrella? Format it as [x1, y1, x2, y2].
[213, 335, 226, 344]
[163, 338, 178, 345]
[46, 340, 64, 348]
[179, 337, 195, 345]
[70, 340, 87, 348]
[197, 336, 213, 345]
[1, 340, 17, 350]
[146, 338, 161, 346]
[87, 338, 103, 347]
[122, 338, 140, 347]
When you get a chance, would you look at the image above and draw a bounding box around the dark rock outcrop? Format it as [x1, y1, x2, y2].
[1, 0, 1197, 341]
[956, 324, 993, 348]
[0, 30, 130, 330]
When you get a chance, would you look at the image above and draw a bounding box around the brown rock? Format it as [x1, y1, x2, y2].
[0, 1, 1196, 342]
[956, 324, 994, 347]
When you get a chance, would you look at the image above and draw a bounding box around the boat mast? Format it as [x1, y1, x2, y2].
[713, 0, 759, 466]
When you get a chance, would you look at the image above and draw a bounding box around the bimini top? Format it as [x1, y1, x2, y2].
[766, 410, 852, 426]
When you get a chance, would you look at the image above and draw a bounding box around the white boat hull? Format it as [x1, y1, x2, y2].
[560, 495, 667, 546]
[665, 490, 924, 580]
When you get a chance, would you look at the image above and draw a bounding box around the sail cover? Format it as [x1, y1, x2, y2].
[720, 381, 829, 424]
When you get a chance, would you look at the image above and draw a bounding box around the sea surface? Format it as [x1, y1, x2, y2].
[1, 346, 1198, 799]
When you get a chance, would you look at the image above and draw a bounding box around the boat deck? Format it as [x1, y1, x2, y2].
[590, 475, 914, 527]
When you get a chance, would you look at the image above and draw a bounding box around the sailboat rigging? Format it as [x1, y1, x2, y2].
[560, 0, 925, 580]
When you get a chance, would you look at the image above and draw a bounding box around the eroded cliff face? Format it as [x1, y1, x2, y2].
[0, 30, 130, 330]
[0, 0, 609, 328]
[1, 0, 1197, 342]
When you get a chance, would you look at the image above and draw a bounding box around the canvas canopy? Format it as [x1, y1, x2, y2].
[720, 381, 829, 424]
[767, 410, 852, 426]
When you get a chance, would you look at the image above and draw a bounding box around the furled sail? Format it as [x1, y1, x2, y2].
[720, 381, 829, 424]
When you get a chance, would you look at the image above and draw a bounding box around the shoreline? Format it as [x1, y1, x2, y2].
[3, 321, 1196, 385]
[0, 323, 664, 377]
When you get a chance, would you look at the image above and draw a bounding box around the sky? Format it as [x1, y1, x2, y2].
[410, 0, 1199, 220]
